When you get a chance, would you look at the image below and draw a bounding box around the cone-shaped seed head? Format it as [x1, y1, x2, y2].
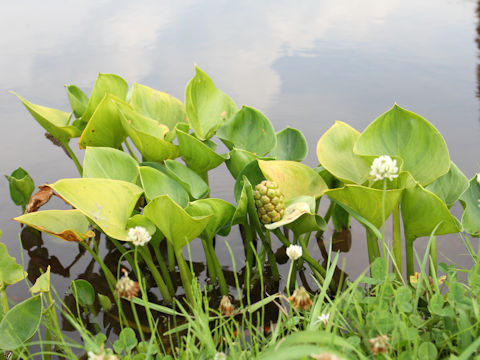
[254, 180, 285, 224]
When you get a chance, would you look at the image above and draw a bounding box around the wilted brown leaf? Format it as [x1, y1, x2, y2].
[26, 185, 54, 213]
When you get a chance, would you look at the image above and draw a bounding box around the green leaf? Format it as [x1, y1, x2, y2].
[71, 279, 95, 306]
[176, 128, 228, 173]
[129, 83, 186, 131]
[258, 160, 328, 201]
[185, 66, 237, 140]
[354, 105, 450, 185]
[14, 209, 95, 242]
[83, 147, 139, 183]
[5, 167, 35, 207]
[231, 180, 249, 226]
[233, 160, 265, 203]
[98, 294, 112, 311]
[459, 175, 480, 237]
[114, 327, 137, 354]
[371, 257, 387, 281]
[402, 183, 462, 238]
[11, 92, 81, 143]
[429, 293, 446, 315]
[0, 295, 42, 350]
[185, 198, 236, 239]
[165, 160, 209, 200]
[0, 242, 26, 288]
[326, 185, 403, 229]
[426, 161, 469, 208]
[271, 127, 308, 161]
[143, 195, 211, 251]
[66, 85, 89, 118]
[216, 105, 276, 155]
[225, 148, 260, 179]
[79, 94, 126, 149]
[49, 178, 144, 241]
[126, 215, 156, 237]
[316, 121, 371, 184]
[30, 266, 50, 294]
[81, 73, 129, 123]
[418, 342, 438, 358]
[139, 166, 189, 207]
[116, 100, 180, 162]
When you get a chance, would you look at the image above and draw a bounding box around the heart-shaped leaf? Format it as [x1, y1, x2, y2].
[0, 295, 42, 350]
[354, 105, 450, 186]
[426, 161, 469, 208]
[114, 327, 138, 354]
[0, 242, 26, 288]
[186, 198, 236, 239]
[14, 210, 95, 242]
[459, 175, 480, 237]
[129, 83, 186, 131]
[79, 94, 126, 149]
[326, 185, 403, 229]
[271, 127, 308, 161]
[139, 166, 189, 207]
[81, 73, 128, 123]
[11, 92, 81, 143]
[144, 195, 212, 251]
[30, 266, 50, 294]
[185, 66, 237, 140]
[316, 121, 371, 184]
[5, 167, 35, 207]
[83, 147, 139, 183]
[176, 128, 228, 173]
[71, 279, 95, 306]
[165, 160, 209, 200]
[216, 105, 276, 155]
[66, 85, 89, 118]
[258, 160, 328, 201]
[116, 101, 180, 162]
[49, 178, 143, 241]
[402, 183, 462, 238]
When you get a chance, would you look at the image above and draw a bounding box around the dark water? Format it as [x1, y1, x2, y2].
[0, 0, 479, 333]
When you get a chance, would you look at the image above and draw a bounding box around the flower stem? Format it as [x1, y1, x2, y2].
[206, 238, 228, 296]
[62, 141, 83, 176]
[366, 227, 381, 265]
[138, 246, 172, 303]
[152, 245, 175, 295]
[392, 203, 402, 278]
[175, 248, 194, 304]
[201, 238, 217, 283]
[405, 234, 416, 279]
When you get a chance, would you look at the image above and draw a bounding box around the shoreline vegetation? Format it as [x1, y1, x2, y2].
[1, 68, 479, 359]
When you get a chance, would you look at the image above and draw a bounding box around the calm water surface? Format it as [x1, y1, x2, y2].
[0, 0, 479, 317]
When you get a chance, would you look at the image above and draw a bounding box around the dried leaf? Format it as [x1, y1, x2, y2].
[26, 185, 54, 213]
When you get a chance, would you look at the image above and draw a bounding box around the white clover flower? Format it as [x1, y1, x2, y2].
[370, 155, 399, 181]
[315, 313, 330, 327]
[127, 226, 151, 246]
[286, 244, 302, 261]
[115, 269, 139, 299]
[214, 352, 226, 360]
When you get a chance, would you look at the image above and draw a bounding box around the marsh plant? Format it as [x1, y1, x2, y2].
[1, 67, 479, 358]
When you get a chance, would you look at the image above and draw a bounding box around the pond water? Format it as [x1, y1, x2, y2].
[0, 0, 479, 333]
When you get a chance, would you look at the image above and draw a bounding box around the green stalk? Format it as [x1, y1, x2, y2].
[167, 242, 176, 272]
[0, 288, 8, 314]
[138, 247, 172, 303]
[245, 221, 255, 275]
[81, 243, 115, 294]
[130, 300, 146, 343]
[405, 235, 416, 279]
[110, 238, 136, 271]
[429, 235, 437, 277]
[152, 245, 175, 295]
[366, 227, 381, 265]
[392, 203, 402, 277]
[174, 248, 194, 304]
[62, 141, 83, 176]
[286, 260, 296, 295]
[46, 291, 76, 359]
[264, 231, 280, 281]
[201, 238, 218, 283]
[206, 238, 228, 296]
